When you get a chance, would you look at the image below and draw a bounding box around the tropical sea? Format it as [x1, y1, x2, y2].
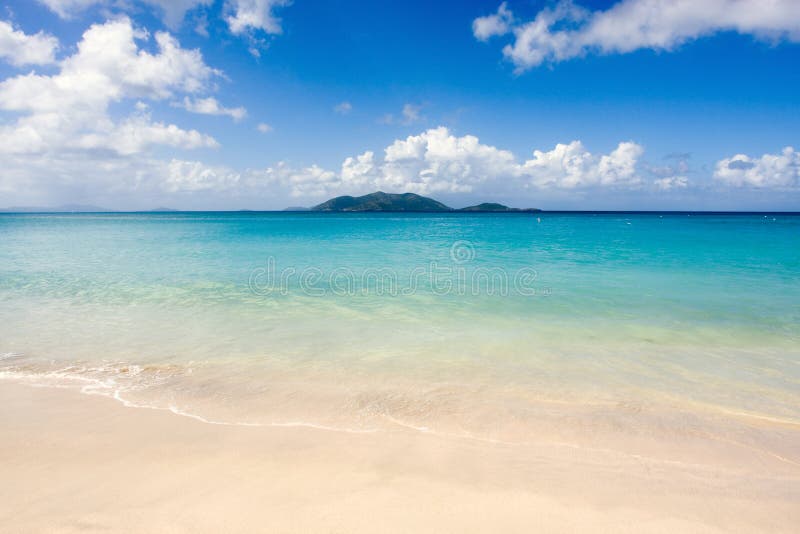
[1, 212, 799, 464]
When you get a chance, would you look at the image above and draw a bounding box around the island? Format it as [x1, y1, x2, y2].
[458, 202, 541, 213]
[310, 192, 539, 212]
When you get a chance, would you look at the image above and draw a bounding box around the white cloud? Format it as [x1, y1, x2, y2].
[35, 0, 212, 28]
[0, 18, 219, 157]
[9, 107, 792, 208]
[340, 151, 376, 188]
[648, 154, 691, 191]
[472, 1, 513, 41]
[87, 127, 648, 201]
[282, 164, 340, 198]
[185, 128, 646, 199]
[290, 128, 645, 198]
[178, 96, 247, 121]
[35, 0, 296, 55]
[334, 101, 353, 115]
[257, 122, 273, 133]
[58, 20, 217, 101]
[34, 0, 99, 18]
[225, 0, 290, 35]
[714, 147, 799, 188]
[375, 127, 516, 194]
[0, 16, 220, 207]
[474, 0, 800, 72]
[521, 140, 644, 188]
[0, 20, 59, 66]
[168, 161, 341, 199]
[76, 112, 218, 155]
[654, 175, 689, 191]
[164, 159, 241, 192]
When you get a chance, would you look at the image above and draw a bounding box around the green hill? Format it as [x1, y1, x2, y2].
[312, 192, 452, 212]
[459, 202, 540, 213]
[309, 192, 540, 213]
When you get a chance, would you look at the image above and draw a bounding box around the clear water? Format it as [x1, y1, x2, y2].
[1, 213, 799, 451]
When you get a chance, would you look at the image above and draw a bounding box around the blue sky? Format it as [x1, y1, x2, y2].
[0, 0, 798, 210]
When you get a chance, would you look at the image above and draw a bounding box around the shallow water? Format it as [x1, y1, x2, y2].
[1, 212, 799, 459]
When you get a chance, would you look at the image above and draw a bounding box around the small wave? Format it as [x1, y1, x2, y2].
[4, 356, 799, 470]
[163, 401, 378, 433]
[715, 407, 800, 427]
[0, 360, 380, 435]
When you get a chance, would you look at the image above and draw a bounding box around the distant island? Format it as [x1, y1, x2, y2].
[458, 202, 539, 213]
[0, 204, 113, 213]
[0, 205, 183, 213]
[310, 192, 540, 212]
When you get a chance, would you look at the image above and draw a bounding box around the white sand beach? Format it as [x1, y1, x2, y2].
[2, 383, 798, 533]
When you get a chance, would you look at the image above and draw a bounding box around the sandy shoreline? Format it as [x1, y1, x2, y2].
[1, 383, 798, 533]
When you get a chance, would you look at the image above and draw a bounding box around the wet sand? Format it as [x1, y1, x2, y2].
[1, 383, 798, 533]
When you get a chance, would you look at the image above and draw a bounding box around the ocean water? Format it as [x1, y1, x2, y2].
[1, 213, 799, 455]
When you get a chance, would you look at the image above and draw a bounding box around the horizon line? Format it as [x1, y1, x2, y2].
[2, 210, 800, 215]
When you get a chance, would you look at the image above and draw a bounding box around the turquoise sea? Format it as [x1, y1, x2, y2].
[1, 213, 799, 454]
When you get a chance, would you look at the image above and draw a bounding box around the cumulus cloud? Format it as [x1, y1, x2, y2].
[0, 20, 59, 66]
[0, 17, 223, 207]
[35, 0, 213, 28]
[178, 96, 247, 121]
[521, 140, 644, 189]
[0, 18, 219, 156]
[376, 127, 516, 193]
[164, 159, 241, 192]
[654, 175, 689, 191]
[714, 147, 799, 188]
[256, 122, 273, 133]
[472, 1, 513, 41]
[277, 164, 340, 197]
[156, 159, 341, 198]
[225, 0, 290, 35]
[284, 128, 646, 198]
[473, 0, 800, 72]
[647, 154, 691, 191]
[75, 112, 218, 155]
[15, 126, 646, 203]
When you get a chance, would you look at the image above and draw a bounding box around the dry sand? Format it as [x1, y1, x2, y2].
[1, 383, 798, 533]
